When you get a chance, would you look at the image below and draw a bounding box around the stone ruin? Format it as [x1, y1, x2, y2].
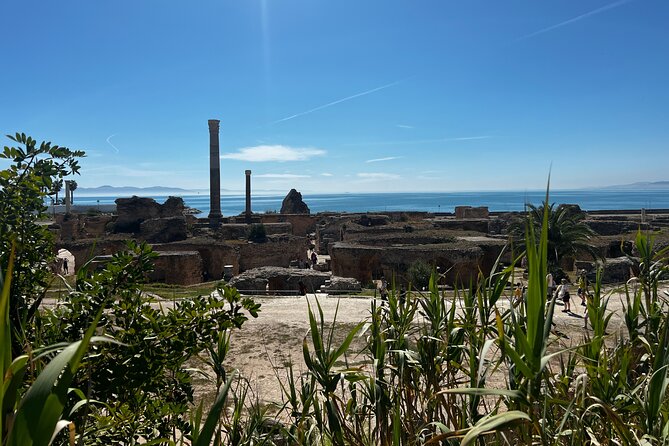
[228, 266, 361, 294]
[49, 118, 669, 291]
[113, 196, 187, 234]
[53, 195, 669, 290]
[281, 189, 310, 214]
[455, 206, 489, 219]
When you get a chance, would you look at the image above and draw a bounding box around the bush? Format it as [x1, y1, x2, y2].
[247, 223, 267, 243]
[407, 259, 432, 289]
[39, 241, 261, 442]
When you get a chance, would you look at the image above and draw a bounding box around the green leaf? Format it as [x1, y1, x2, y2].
[193, 371, 236, 446]
[461, 411, 531, 446]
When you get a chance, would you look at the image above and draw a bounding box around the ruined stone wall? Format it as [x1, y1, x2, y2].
[216, 222, 293, 240]
[56, 214, 114, 241]
[330, 238, 504, 286]
[584, 219, 650, 236]
[114, 196, 185, 233]
[260, 214, 318, 236]
[153, 235, 307, 278]
[238, 236, 308, 272]
[59, 239, 129, 271]
[148, 251, 203, 285]
[455, 206, 489, 219]
[432, 219, 489, 233]
[153, 241, 239, 280]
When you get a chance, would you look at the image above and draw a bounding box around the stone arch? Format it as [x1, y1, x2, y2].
[56, 248, 75, 275]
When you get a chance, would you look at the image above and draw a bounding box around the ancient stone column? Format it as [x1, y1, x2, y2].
[245, 169, 252, 223]
[64, 181, 71, 214]
[208, 119, 222, 227]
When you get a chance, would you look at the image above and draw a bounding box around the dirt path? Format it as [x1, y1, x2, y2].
[190, 285, 654, 407]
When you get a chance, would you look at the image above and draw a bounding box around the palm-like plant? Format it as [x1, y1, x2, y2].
[509, 201, 598, 269]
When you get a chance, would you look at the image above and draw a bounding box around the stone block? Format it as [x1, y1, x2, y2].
[114, 196, 186, 233]
[455, 206, 489, 219]
[140, 217, 188, 243]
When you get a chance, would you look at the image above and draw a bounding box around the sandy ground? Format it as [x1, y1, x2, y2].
[190, 294, 372, 406]
[186, 283, 658, 407]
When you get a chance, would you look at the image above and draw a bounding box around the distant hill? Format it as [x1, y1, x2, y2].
[76, 185, 208, 196]
[600, 181, 669, 190]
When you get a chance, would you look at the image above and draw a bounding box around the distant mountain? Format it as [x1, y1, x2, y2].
[77, 185, 208, 196]
[600, 181, 669, 190]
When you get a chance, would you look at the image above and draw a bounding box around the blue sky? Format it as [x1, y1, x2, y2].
[1, 0, 668, 193]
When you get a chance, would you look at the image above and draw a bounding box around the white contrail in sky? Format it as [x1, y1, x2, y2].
[366, 156, 404, 163]
[344, 135, 492, 147]
[270, 80, 403, 124]
[515, 0, 635, 42]
[106, 134, 119, 154]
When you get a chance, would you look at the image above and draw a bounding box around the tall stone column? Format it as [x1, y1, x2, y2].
[245, 169, 252, 223]
[208, 119, 222, 227]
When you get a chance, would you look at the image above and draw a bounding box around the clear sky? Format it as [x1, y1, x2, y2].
[1, 0, 668, 193]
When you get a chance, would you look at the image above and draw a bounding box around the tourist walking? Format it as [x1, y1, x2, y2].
[380, 276, 388, 302]
[556, 278, 571, 312]
[63, 258, 69, 275]
[310, 251, 318, 269]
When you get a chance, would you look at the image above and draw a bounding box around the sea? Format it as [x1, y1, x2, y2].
[72, 190, 669, 216]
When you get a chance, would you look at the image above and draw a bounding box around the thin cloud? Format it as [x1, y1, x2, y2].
[86, 165, 177, 178]
[345, 136, 492, 147]
[515, 0, 634, 42]
[321, 173, 334, 177]
[357, 173, 401, 180]
[255, 173, 311, 179]
[106, 134, 119, 154]
[365, 156, 403, 163]
[396, 124, 414, 129]
[270, 79, 404, 124]
[221, 145, 326, 162]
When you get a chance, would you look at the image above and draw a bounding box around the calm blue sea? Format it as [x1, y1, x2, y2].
[73, 190, 669, 216]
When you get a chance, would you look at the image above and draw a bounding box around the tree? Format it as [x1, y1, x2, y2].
[51, 178, 63, 204]
[0, 132, 84, 353]
[67, 179, 78, 204]
[509, 201, 598, 270]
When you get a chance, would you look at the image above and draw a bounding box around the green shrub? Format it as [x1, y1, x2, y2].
[247, 223, 267, 243]
[407, 259, 431, 289]
[39, 241, 261, 443]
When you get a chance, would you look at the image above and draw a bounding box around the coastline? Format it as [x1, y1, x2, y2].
[64, 189, 669, 216]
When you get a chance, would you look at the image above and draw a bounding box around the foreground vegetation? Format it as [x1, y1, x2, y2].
[2, 133, 669, 445]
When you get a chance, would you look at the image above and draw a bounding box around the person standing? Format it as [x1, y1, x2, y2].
[310, 251, 318, 269]
[513, 282, 523, 305]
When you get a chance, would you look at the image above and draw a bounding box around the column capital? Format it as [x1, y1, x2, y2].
[208, 119, 220, 131]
